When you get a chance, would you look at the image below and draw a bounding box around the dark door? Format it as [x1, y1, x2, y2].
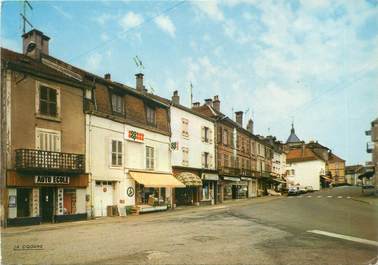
[40, 187, 54, 222]
[17, 188, 31, 217]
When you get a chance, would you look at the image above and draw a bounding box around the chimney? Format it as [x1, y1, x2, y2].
[204, 98, 213, 106]
[192, 102, 200, 108]
[135, 73, 144, 92]
[247, 119, 254, 134]
[22, 29, 50, 59]
[172, 90, 180, 105]
[213, 95, 220, 112]
[235, 111, 243, 127]
[104, 73, 111, 81]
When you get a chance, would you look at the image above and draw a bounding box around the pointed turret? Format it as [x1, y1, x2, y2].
[286, 122, 301, 143]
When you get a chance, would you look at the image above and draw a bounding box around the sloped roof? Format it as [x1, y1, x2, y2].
[328, 152, 345, 162]
[286, 124, 301, 143]
[286, 148, 324, 163]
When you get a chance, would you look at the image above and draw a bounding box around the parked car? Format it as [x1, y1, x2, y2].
[288, 187, 298, 196]
[305, 186, 314, 192]
[298, 186, 307, 194]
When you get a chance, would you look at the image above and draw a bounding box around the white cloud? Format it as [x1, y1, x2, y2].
[120, 12, 143, 31]
[96, 13, 113, 26]
[192, 1, 224, 21]
[85, 52, 102, 73]
[154, 15, 176, 37]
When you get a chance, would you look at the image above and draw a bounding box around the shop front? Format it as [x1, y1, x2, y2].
[174, 172, 202, 206]
[201, 173, 219, 205]
[6, 171, 88, 226]
[222, 176, 248, 200]
[128, 171, 185, 212]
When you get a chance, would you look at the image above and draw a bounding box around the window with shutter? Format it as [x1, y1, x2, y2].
[201, 152, 205, 168]
[217, 127, 222, 144]
[111, 140, 123, 167]
[209, 154, 213, 168]
[146, 146, 154, 170]
[38, 85, 60, 118]
[209, 128, 213, 144]
[182, 118, 189, 138]
[201, 126, 205, 142]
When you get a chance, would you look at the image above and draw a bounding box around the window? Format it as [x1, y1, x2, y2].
[36, 128, 61, 152]
[111, 140, 123, 167]
[146, 106, 156, 126]
[39, 85, 58, 117]
[223, 129, 228, 145]
[146, 146, 155, 170]
[182, 118, 189, 138]
[202, 126, 212, 143]
[111, 94, 124, 114]
[182, 147, 189, 166]
[224, 154, 229, 167]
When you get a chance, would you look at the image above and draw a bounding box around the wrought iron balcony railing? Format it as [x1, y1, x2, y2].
[220, 166, 240, 176]
[15, 149, 85, 174]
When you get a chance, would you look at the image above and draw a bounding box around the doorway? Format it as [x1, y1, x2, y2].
[40, 187, 55, 222]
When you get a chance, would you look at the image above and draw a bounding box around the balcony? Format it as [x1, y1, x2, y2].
[15, 149, 85, 174]
[220, 167, 240, 176]
[367, 142, 374, 153]
[240, 169, 252, 177]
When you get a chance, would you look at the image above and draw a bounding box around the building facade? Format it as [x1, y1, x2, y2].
[170, 91, 218, 206]
[85, 73, 183, 217]
[2, 30, 89, 226]
[365, 118, 378, 192]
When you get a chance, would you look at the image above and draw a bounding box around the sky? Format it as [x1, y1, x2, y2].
[1, 0, 378, 165]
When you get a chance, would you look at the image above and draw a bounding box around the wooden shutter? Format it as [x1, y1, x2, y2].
[201, 152, 205, 168]
[201, 126, 205, 142]
[217, 127, 222, 144]
[209, 128, 213, 144]
[209, 154, 213, 168]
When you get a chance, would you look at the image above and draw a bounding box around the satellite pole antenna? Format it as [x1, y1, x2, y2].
[133, 55, 144, 73]
[189, 82, 193, 107]
[20, 0, 33, 34]
[148, 83, 155, 94]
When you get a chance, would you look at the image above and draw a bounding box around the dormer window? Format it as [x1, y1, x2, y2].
[36, 83, 60, 119]
[146, 105, 156, 126]
[111, 93, 124, 115]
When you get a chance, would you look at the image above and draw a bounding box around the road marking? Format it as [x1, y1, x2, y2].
[317, 196, 322, 198]
[347, 196, 351, 199]
[327, 196, 333, 198]
[307, 196, 312, 198]
[337, 196, 343, 199]
[307, 230, 378, 247]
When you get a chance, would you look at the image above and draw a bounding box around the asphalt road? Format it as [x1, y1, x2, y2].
[2, 186, 377, 265]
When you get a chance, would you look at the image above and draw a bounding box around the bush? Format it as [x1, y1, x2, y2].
[125, 206, 133, 215]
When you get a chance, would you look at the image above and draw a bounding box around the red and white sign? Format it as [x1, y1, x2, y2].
[128, 130, 144, 142]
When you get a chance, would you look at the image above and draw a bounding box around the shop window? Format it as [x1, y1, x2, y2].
[38, 85, 59, 117]
[146, 146, 155, 170]
[203, 182, 210, 200]
[111, 93, 124, 115]
[17, 188, 32, 217]
[95, 181, 101, 186]
[63, 189, 76, 215]
[111, 140, 123, 167]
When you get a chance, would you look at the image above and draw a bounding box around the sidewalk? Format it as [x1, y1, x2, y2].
[1, 195, 282, 234]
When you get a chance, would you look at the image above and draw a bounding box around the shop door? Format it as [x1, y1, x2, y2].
[40, 187, 54, 222]
[17, 188, 31, 217]
[94, 181, 114, 217]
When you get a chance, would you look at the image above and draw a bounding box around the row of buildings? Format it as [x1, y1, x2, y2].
[0, 29, 345, 227]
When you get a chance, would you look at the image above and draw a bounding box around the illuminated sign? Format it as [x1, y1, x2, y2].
[128, 130, 144, 142]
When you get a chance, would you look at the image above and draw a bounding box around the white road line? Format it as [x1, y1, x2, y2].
[307, 196, 312, 198]
[317, 196, 322, 198]
[347, 196, 351, 199]
[327, 196, 333, 198]
[307, 230, 378, 247]
[337, 196, 343, 199]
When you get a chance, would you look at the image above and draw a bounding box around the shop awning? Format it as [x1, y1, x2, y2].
[273, 178, 286, 184]
[321, 176, 333, 183]
[129, 171, 185, 188]
[358, 170, 375, 179]
[176, 172, 202, 187]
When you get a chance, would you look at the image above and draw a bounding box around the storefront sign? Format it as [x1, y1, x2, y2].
[170, 142, 179, 150]
[34, 176, 70, 185]
[128, 130, 144, 142]
[202, 173, 219, 181]
[223, 176, 240, 182]
[8, 195, 16, 208]
[127, 187, 135, 197]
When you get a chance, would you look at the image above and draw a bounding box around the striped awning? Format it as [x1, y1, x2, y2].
[176, 172, 202, 187]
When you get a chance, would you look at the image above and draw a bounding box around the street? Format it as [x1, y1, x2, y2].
[2, 186, 378, 265]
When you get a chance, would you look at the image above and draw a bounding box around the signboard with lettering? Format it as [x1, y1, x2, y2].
[128, 130, 144, 142]
[35, 176, 70, 185]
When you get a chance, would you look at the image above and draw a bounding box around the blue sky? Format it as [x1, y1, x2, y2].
[1, 0, 378, 165]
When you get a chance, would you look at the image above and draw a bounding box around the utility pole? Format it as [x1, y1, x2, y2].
[20, 0, 33, 34]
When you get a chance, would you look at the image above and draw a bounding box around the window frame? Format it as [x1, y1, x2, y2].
[146, 105, 156, 126]
[110, 139, 123, 168]
[146, 145, 155, 170]
[111, 93, 125, 115]
[35, 82, 61, 120]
